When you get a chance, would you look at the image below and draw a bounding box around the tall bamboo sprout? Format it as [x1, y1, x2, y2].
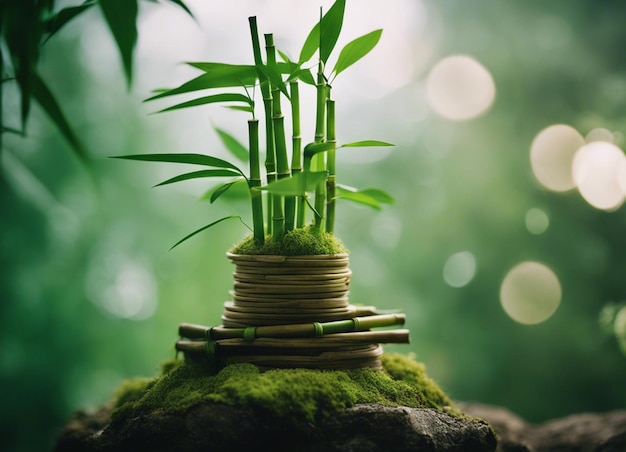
[290, 80, 305, 229]
[325, 99, 337, 233]
[312, 61, 327, 233]
[248, 119, 264, 244]
[249, 17, 275, 235]
[265, 33, 289, 240]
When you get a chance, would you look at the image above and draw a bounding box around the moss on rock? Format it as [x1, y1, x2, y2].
[112, 354, 455, 424]
[230, 226, 348, 256]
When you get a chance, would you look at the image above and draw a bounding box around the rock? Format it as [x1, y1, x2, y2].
[459, 402, 626, 452]
[55, 402, 497, 452]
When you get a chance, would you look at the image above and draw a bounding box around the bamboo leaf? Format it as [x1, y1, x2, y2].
[164, 0, 194, 17]
[209, 180, 243, 203]
[223, 105, 255, 114]
[111, 153, 244, 175]
[31, 71, 88, 161]
[257, 64, 290, 99]
[170, 215, 243, 250]
[155, 93, 251, 113]
[260, 171, 327, 196]
[99, 0, 138, 85]
[200, 178, 248, 201]
[336, 184, 395, 210]
[43, 0, 97, 42]
[304, 141, 334, 158]
[332, 29, 382, 78]
[340, 140, 395, 148]
[153, 169, 241, 187]
[145, 64, 256, 101]
[299, 23, 320, 65]
[320, 0, 346, 64]
[291, 68, 315, 85]
[214, 127, 248, 162]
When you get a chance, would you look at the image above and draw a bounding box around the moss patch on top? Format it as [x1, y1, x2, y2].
[112, 354, 455, 424]
[230, 226, 348, 256]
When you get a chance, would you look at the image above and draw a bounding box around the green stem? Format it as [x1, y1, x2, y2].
[325, 99, 336, 234]
[290, 80, 305, 229]
[249, 17, 275, 235]
[312, 61, 327, 232]
[248, 119, 264, 245]
[265, 33, 287, 241]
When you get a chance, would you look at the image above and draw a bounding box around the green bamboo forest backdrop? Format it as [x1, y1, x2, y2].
[2, 1, 626, 451]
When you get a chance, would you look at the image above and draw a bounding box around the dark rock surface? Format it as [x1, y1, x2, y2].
[55, 402, 497, 452]
[459, 402, 626, 452]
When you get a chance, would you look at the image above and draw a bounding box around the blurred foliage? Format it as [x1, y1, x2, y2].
[2, 0, 626, 451]
[0, 0, 191, 160]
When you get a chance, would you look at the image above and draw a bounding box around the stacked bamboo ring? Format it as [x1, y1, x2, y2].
[176, 253, 409, 370]
[223, 253, 353, 327]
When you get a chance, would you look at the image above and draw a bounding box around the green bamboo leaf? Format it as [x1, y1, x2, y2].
[153, 169, 241, 187]
[214, 127, 248, 162]
[340, 140, 395, 148]
[277, 58, 315, 85]
[145, 64, 256, 101]
[320, 0, 346, 64]
[164, 0, 194, 17]
[209, 180, 243, 204]
[155, 93, 251, 113]
[299, 22, 320, 65]
[332, 29, 382, 78]
[170, 215, 243, 250]
[257, 64, 290, 99]
[304, 141, 334, 158]
[223, 105, 255, 114]
[200, 178, 248, 201]
[111, 153, 244, 175]
[31, 71, 88, 161]
[336, 184, 395, 210]
[260, 171, 327, 196]
[99, 0, 138, 85]
[43, 0, 97, 42]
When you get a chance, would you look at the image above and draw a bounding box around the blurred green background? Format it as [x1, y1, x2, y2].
[2, 0, 626, 450]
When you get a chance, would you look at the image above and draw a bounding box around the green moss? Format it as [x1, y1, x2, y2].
[230, 226, 348, 255]
[112, 354, 454, 423]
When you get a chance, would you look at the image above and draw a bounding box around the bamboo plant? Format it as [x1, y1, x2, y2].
[114, 0, 394, 251]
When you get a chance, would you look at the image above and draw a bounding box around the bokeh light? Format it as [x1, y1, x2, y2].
[585, 127, 614, 143]
[525, 207, 550, 235]
[500, 261, 562, 325]
[86, 256, 158, 320]
[443, 251, 477, 288]
[572, 141, 626, 211]
[426, 55, 496, 121]
[530, 124, 585, 192]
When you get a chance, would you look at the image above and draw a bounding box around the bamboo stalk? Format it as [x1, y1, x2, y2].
[178, 313, 405, 340]
[176, 330, 410, 355]
[265, 33, 288, 240]
[289, 80, 302, 230]
[247, 119, 265, 244]
[325, 99, 337, 233]
[248, 17, 275, 235]
[312, 61, 327, 232]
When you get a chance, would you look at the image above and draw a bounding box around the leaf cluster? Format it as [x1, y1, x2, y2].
[0, 0, 193, 160]
[114, 0, 396, 250]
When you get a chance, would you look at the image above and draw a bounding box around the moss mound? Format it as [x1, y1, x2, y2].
[230, 226, 348, 256]
[112, 354, 455, 423]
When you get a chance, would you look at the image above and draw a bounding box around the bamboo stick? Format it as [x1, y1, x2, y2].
[248, 17, 275, 234]
[176, 330, 410, 355]
[178, 313, 405, 340]
[248, 119, 264, 244]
